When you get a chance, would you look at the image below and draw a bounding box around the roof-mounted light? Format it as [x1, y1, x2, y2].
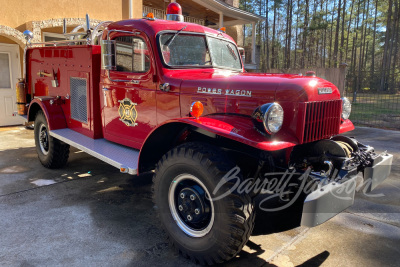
[145, 12, 155, 20]
[218, 27, 226, 33]
[166, 2, 184, 22]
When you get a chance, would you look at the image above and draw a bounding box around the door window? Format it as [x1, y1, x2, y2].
[115, 36, 150, 73]
[0, 53, 11, 88]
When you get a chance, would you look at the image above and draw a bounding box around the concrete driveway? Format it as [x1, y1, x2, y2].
[0, 126, 399, 266]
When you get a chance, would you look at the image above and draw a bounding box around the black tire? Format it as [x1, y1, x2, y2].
[152, 142, 255, 265]
[34, 111, 70, 168]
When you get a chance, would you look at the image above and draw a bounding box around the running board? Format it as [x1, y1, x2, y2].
[50, 129, 139, 175]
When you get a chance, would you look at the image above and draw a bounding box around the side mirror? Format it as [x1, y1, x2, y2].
[101, 40, 116, 70]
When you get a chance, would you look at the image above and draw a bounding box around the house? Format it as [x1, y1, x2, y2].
[0, 0, 263, 126]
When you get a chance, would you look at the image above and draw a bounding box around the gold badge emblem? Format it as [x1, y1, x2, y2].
[118, 98, 138, 127]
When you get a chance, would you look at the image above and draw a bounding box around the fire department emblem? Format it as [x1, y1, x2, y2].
[118, 98, 138, 127]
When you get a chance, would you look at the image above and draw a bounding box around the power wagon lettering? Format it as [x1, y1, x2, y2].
[197, 87, 252, 97]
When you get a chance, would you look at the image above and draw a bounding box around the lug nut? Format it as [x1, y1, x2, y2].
[180, 193, 185, 199]
[187, 215, 192, 221]
[178, 205, 183, 211]
[190, 194, 196, 200]
[194, 208, 200, 215]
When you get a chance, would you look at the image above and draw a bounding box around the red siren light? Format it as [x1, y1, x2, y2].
[166, 2, 184, 22]
[167, 2, 182, 15]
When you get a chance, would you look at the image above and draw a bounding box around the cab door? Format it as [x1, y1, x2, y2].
[102, 33, 157, 149]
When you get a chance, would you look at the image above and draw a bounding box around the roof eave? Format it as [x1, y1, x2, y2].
[192, 0, 265, 24]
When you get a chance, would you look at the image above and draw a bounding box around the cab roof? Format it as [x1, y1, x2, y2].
[106, 18, 236, 43]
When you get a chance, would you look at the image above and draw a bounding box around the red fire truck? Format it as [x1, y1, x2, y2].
[18, 3, 392, 264]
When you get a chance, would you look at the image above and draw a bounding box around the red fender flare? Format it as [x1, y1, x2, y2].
[339, 119, 355, 134]
[137, 114, 298, 174]
[27, 98, 67, 130]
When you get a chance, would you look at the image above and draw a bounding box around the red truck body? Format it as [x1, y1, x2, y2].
[27, 45, 102, 138]
[20, 7, 392, 264]
[26, 19, 354, 154]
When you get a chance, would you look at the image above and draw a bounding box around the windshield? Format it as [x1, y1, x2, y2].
[159, 33, 242, 71]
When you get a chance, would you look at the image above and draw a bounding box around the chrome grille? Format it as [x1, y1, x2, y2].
[303, 100, 342, 143]
[70, 77, 88, 123]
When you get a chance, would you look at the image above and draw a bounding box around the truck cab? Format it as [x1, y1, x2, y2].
[19, 3, 393, 265]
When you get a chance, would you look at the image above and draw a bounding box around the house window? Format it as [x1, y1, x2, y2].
[115, 36, 150, 73]
[0, 53, 11, 88]
[42, 32, 66, 42]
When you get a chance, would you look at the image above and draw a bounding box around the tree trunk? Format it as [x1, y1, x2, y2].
[294, 1, 299, 68]
[272, 4, 277, 69]
[284, 0, 290, 68]
[380, 0, 393, 91]
[329, 1, 335, 68]
[389, 0, 399, 92]
[340, 0, 346, 64]
[345, 0, 354, 62]
[301, 0, 309, 68]
[358, 0, 366, 77]
[391, 1, 400, 92]
[312, 0, 318, 67]
[370, 0, 378, 79]
[287, 0, 293, 68]
[265, 0, 270, 70]
[324, 0, 328, 67]
[333, 0, 341, 68]
[365, 41, 369, 70]
[353, 0, 361, 98]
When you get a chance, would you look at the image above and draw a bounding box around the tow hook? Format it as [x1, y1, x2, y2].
[320, 160, 333, 177]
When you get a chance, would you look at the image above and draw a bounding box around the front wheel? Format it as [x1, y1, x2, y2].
[153, 142, 255, 264]
[34, 111, 70, 168]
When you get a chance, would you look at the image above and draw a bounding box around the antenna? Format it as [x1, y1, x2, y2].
[86, 14, 90, 32]
[63, 19, 66, 34]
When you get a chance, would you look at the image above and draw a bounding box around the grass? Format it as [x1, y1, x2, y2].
[345, 93, 400, 130]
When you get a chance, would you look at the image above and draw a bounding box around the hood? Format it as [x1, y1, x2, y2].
[162, 69, 341, 117]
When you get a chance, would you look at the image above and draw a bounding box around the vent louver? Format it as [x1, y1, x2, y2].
[70, 77, 88, 123]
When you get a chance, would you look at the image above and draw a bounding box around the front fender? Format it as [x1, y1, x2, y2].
[176, 115, 299, 151]
[27, 98, 67, 130]
[137, 114, 298, 174]
[143, 114, 298, 153]
[339, 119, 355, 134]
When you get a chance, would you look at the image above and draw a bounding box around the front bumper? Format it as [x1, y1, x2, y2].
[301, 152, 393, 227]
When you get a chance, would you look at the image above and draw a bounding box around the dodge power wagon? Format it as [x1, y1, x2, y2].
[17, 3, 393, 264]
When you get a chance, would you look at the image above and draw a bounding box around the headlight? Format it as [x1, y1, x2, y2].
[252, 103, 284, 134]
[341, 97, 351, 120]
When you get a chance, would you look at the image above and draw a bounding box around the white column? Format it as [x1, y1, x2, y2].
[219, 12, 224, 28]
[251, 22, 256, 64]
[129, 0, 133, 19]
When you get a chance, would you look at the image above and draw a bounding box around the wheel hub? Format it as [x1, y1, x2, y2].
[177, 186, 210, 224]
[168, 174, 215, 237]
[38, 124, 49, 155]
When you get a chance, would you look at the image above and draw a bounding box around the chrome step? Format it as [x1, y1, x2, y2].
[50, 129, 139, 175]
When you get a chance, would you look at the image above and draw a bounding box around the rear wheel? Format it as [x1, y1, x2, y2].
[153, 142, 255, 264]
[34, 111, 70, 168]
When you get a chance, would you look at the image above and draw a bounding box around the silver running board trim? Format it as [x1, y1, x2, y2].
[50, 129, 139, 175]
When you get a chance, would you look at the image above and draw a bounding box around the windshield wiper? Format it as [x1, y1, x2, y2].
[165, 25, 187, 47]
[226, 44, 238, 61]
